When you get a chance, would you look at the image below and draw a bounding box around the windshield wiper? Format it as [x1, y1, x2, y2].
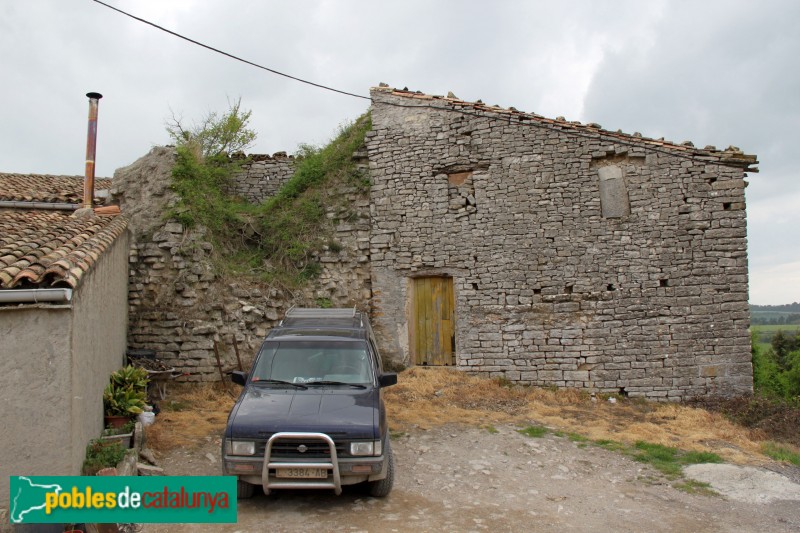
[251, 379, 307, 389]
[305, 380, 367, 389]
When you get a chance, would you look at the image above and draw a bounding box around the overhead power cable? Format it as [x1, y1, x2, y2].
[91, 1, 751, 168]
[90, 0, 371, 101]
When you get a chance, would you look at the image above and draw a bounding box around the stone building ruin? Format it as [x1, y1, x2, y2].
[117, 86, 757, 400]
[366, 87, 757, 400]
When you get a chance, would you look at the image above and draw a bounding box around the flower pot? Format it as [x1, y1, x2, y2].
[100, 432, 133, 449]
[104, 415, 130, 429]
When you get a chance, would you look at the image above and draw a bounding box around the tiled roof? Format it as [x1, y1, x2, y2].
[371, 86, 758, 171]
[0, 172, 112, 203]
[0, 172, 126, 290]
[0, 209, 127, 289]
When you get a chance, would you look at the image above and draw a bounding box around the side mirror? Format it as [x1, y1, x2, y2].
[378, 373, 398, 388]
[231, 371, 247, 386]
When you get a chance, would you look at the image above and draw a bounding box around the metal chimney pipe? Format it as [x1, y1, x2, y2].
[84, 92, 103, 209]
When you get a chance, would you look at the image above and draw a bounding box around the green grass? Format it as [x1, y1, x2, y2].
[752, 325, 800, 351]
[591, 439, 629, 452]
[567, 432, 590, 443]
[513, 429, 724, 489]
[762, 441, 800, 465]
[752, 325, 800, 332]
[589, 439, 723, 483]
[673, 479, 718, 496]
[517, 425, 549, 438]
[631, 441, 722, 478]
[484, 425, 499, 434]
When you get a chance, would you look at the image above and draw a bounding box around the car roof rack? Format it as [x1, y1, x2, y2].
[280, 306, 363, 327]
[285, 306, 357, 318]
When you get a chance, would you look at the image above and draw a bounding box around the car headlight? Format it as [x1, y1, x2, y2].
[227, 439, 256, 456]
[350, 440, 382, 456]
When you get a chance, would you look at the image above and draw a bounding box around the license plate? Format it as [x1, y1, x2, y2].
[276, 467, 327, 479]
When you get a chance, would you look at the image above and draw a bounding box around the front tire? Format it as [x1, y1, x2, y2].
[237, 479, 255, 499]
[367, 441, 394, 497]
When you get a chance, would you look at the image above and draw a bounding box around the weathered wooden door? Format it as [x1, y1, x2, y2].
[412, 277, 455, 365]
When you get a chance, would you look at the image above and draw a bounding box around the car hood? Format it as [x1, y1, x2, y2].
[228, 386, 378, 440]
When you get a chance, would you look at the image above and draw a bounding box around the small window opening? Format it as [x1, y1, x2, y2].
[447, 171, 476, 215]
[607, 284, 616, 291]
[723, 202, 732, 210]
[565, 285, 573, 294]
[533, 288, 541, 295]
[708, 177, 717, 184]
[597, 165, 631, 218]
[472, 283, 479, 290]
[659, 279, 669, 287]
[618, 387, 628, 398]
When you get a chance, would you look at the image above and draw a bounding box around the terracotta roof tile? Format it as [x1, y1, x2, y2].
[371, 86, 758, 171]
[0, 173, 112, 204]
[0, 209, 128, 289]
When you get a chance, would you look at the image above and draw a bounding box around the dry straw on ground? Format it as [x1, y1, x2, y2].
[386, 367, 771, 464]
[144, 382, 235, 452]
[146, 367, 792, 465]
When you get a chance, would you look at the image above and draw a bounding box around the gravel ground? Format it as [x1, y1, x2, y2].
[140, 423, 800, 533]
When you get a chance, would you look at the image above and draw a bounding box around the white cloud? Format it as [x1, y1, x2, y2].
[750, 260, 800, 305]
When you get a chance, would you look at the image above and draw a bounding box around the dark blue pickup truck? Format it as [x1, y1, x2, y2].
[222, 308, 398, 498]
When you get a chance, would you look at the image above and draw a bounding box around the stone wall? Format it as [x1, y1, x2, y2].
[230, 152, 295, 203]
[114, 147, 370, 380]
[365, 87, 755, 400]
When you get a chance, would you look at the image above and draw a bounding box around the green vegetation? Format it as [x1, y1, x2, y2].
[673, 479, 718, 496]
[591, 439, 629, 452]
[517, 425, 549, 438]
[694, 327, 800, 455]
[566, 432, 590, 443]
[82, 440, 127, 475]
[514, 427, 721, 489]
[166, 97, 256, 159]
[483, 425, 499, 434]
[103, 366, 149, 417]
[761, 441, 800, 465]
[631, 441, 722, 478]
[165, 101, 372, 287]
[315, 297, 333, 309]
[751, 329, 800, 401]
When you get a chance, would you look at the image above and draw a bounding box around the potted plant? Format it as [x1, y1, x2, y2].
[103, 365, 149, 428]
[100, 419, 136, 448]
[82, 438, 127, 476]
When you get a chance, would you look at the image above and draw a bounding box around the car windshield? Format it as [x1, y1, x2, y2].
[251, 340, 373, 385]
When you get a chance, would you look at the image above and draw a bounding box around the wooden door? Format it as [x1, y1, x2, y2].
[412, 277, 455, 365]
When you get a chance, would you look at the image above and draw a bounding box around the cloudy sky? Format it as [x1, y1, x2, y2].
[1, 0, 797, 304]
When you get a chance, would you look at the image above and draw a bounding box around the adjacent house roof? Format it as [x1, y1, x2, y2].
[0, 173, 112, 203]
[371, 86, 758, 172]
[0, 173, 127, 290]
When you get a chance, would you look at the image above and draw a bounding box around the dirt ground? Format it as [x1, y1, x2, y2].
[141, 423, 800, 533]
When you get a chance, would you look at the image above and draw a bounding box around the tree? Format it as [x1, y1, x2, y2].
[771, 330, 800, 371]
[166, 97, 257, 160]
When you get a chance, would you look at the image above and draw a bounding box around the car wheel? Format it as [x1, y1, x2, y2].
[367, 441, 394, 497]
[237, 480, 255, 499]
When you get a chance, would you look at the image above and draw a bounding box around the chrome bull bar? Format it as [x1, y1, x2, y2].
[262, 432, 342, 495]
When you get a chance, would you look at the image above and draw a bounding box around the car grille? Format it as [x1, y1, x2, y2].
[256, 435, 349, 458]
